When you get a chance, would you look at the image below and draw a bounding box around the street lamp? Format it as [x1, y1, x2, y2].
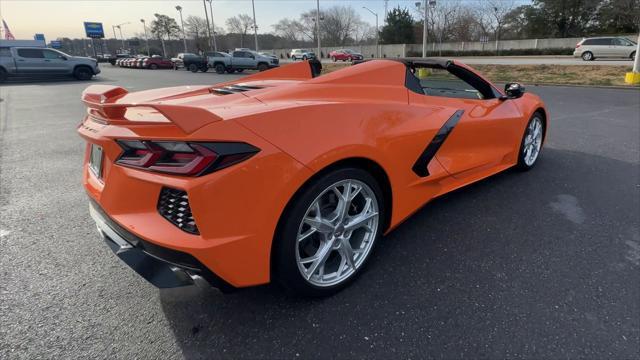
[251, 0, 259, 51]
[316, 0, 321, 58]
[114, 22, 129, 54]
[176, 5, 188, 52]
[206, 0, 217, 51]
[140, 19, 150, 56]
[416, 0, 435, 57]
[363, 6, 379, 58]
[202, 0, 213, 51]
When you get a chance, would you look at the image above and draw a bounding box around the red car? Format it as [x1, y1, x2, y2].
[142, 56, 173, 70]
[329, 49, 364, 62]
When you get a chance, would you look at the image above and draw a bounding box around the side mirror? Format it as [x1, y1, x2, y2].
[60, 56, 68, 60]
[502, 82, 525, 99]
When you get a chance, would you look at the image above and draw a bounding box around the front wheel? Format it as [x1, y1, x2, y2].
[274, 167, 384, 297]
[516, 113, 545, 171]
[331, 56, 336, 62]
[631, 52, 636, 61]
[257, 63, 269, 72]
[188, 64, 198, 73]
[73, 66, 93, 80]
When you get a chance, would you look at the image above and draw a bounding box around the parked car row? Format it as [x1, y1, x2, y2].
[114, 56, 173, 69]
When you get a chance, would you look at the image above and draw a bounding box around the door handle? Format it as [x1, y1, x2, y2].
[17, 59, 25, 61]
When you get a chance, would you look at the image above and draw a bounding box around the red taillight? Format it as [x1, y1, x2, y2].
[115, 140, 259, 176]
[576, 44, 581, 48]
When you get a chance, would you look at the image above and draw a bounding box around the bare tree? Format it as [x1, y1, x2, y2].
[226, 14, 253, 48]
[273, 18, 302, 42]
[184, 15, 208, 39]
[482, 0, 516, 50]
[320, 5, 363, 46]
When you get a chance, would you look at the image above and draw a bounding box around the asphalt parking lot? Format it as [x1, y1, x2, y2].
[1, 66, 639, 359]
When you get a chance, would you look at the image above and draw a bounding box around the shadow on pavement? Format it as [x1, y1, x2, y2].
[159, 148, 639, 359]
[0, 76, 115, 87]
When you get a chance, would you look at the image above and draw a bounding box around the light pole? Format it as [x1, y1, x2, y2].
[251, 0, 259, 51]
[416, 1, 427, 57]
[206, 0, 217, 51]
[202, 0, 213, 51]
[363, 7, 379, 58]
[140, 19, 150, 56]
[625, 32, 640, 84]
[175, 5, 188, 52]
[115, 22, 129, 53]
[316, 0, 321, 58]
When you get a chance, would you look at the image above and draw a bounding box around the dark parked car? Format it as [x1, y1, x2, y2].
[171, 53, 208, 72]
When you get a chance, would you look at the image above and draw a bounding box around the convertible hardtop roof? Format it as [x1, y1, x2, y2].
[354, 57, 455, 69]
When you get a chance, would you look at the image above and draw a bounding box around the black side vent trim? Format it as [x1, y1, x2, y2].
[210, 85, 263, 95]
[412, 110, 464, 177]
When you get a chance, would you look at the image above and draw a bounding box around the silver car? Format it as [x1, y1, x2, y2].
[574, 37, 636, 61]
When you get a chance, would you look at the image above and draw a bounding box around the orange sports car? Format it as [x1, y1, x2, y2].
[78, 59, 547, 296]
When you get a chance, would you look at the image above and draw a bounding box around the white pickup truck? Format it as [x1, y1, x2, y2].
[207, 50, 279, 74]
[0, 47, 100, 82]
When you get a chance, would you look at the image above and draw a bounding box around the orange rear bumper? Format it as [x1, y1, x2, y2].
[78, 117, 313, 288]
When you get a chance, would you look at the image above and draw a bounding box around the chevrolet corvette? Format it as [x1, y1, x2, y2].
[78, 59, 547, 296]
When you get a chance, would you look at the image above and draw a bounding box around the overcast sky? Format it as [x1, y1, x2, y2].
[1, 0, 529, 40]
[0, 0, 414, 40]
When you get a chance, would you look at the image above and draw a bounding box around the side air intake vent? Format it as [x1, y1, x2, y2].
[210, 84, 263, 95]
[158, 187, 199, 235]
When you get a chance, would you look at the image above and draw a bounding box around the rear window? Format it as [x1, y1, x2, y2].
[0, 47, 10, 57]
[583, 38, 612, 45]
[17, 48, 44, 58]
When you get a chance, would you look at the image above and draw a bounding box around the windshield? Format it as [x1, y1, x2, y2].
[344, 49, 354, 54]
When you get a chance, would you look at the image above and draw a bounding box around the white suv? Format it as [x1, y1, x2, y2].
[290, 49, 316, 60]
[573, 37, 636, 61]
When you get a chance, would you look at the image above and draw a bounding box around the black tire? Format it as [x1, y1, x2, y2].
[257, 63, 269, 72]
[0, 68, 7, 83]
[215, 63, 226, 74]
[273, 167, 385, 297]
[331, 56, 336, 62]
[149, 63, 158, 70]
[236, 69, 244, 73]
[200, 66, 208, 72]
[581, 51, 594, 61]
[516, 112, 546, 171]
[631, 51, 636, 61]
[188, 64, 198, 73]
[73, 66, 93, 80]
[302, 55, 308, 60]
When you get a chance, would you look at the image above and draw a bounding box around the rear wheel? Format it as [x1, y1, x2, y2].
[516, 113, 545, 171]
[257, 63, 269, 72]
[73, 66, 93, 80]
[274, 167, 384, 297]
[0, 68, 7, 83]
[149, 63, 158, 70]
[581, 51, 594, 61]
[631, 51, 636, 61]
[188, 64, 198, 73]
[302, 55, 308, 61]
[331, 56, 336, 62]
[215, 63, 225, 74]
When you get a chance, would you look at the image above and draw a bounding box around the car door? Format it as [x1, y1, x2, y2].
[232, 51, 252, 68]
[592, 38, 614, 58]
[408, 66, 524, 179]
[14, 48, 46, 73]
[611, 38, 633, 58]
[41, 49, 69, 73]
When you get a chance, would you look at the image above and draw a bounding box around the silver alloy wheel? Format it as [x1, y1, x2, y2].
[523, 116, 543, 166]
[295, 179, 379, 287]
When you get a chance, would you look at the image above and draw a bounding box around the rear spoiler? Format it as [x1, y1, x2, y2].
[81, 85, 222, 133]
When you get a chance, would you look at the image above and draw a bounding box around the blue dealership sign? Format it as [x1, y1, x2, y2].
[50, 40, 62, 49]
[84, 22, 104, 38]
[34, 33, 46, 42]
